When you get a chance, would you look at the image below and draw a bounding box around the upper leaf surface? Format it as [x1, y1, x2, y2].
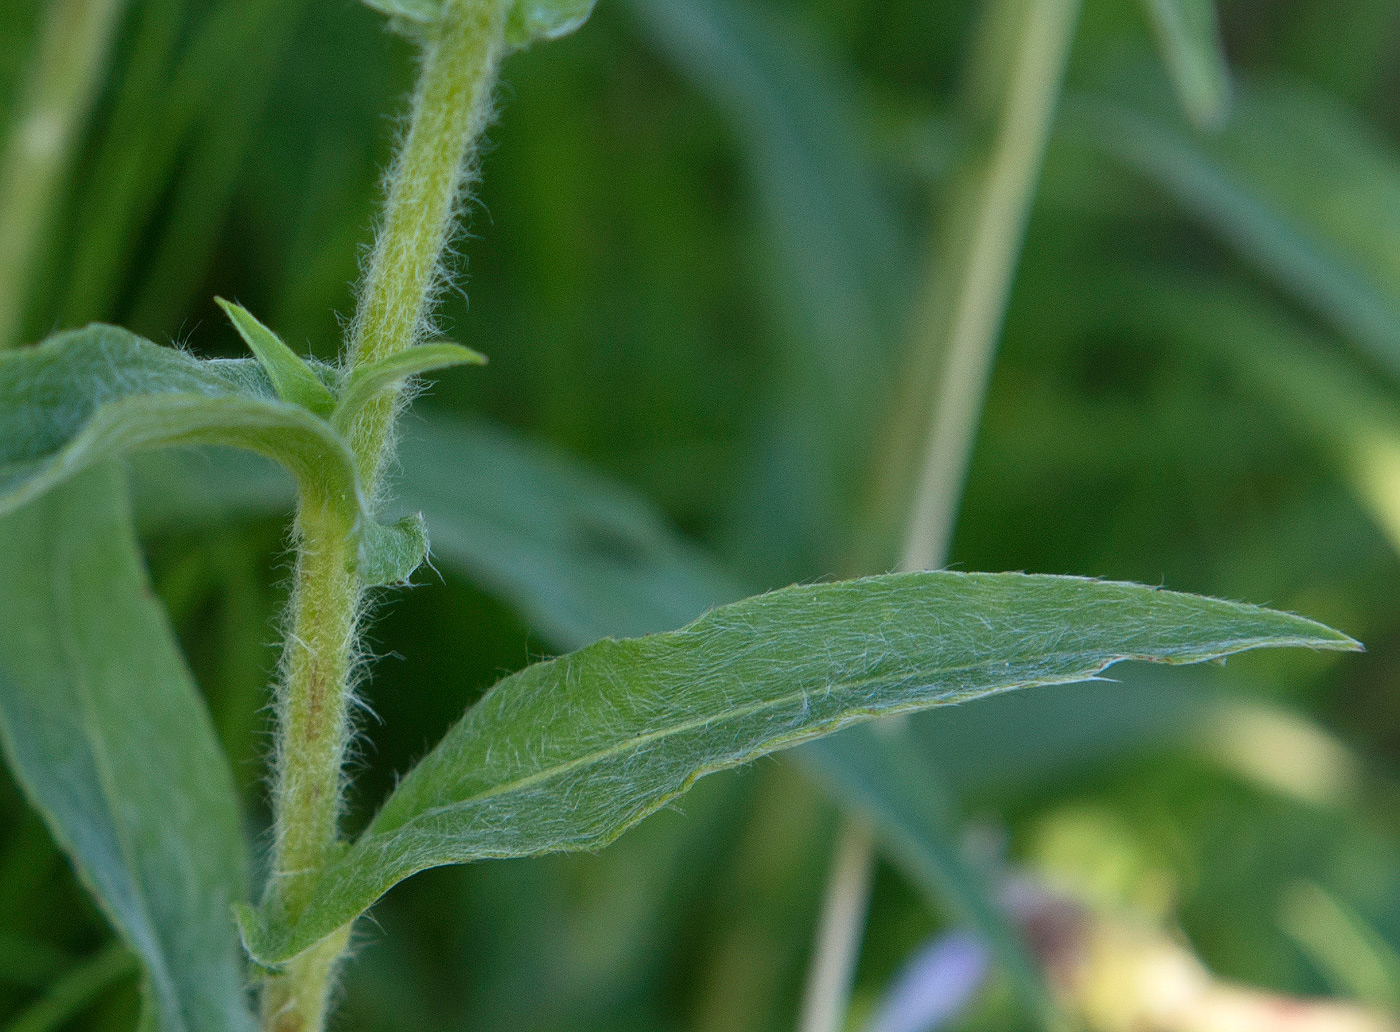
[240, 571, 1357, 962]
[0, 323, 359, 516]
[0, 468, 256, 1032]
[0, 324, 426, 584]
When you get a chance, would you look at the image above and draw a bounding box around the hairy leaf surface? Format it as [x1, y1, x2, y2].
[333, 343, 485, 437]
[0, 323, 424, 584]
[239, 571, 1356, 962]
[215, 298, 335, 417]
[0, 468, 255, 1032]
[0, 323, 356, 514]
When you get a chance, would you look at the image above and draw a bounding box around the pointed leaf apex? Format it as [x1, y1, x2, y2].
[216, 298, 336, 418]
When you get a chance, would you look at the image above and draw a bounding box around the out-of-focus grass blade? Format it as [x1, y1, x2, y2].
[802, 727, 1052, 1022]
[625, 0, 903, 369]
[5, 942, 138, 1032]
[59, 0, 302, 328]
[626, 0, 909, 575]
[239, 570, 1357, 963]
[0, 0, 130, 350]
[0, 469, 255, 1032]
[1148, 283, 1400, 559]
[1073, 78, 1400, 378]
[131, 411, 744, 648]
[396, 412, 743, 645]
[1138, 0, 1231, 129]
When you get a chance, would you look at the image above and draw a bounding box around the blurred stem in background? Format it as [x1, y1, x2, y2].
[0, 0, 129, 351]
[799, 0, 1081, 1029]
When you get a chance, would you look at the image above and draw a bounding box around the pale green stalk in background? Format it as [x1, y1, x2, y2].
[799, 0, 1081, 1029]
[0, 0, 129, 351]
[261, 1, 506, 1028]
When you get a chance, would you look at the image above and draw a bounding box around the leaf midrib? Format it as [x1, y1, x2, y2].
[368, 632, 1295, 841]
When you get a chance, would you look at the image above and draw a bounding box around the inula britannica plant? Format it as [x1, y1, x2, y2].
[0, 0, 1377, 1030]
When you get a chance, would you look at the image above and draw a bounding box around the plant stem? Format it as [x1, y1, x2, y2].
[0, 0, 129, 351]
[798, 821, 876, 1032]
[897, 0, 1081, 573]
[345, 0, 506, 492]
[262, 2, 506, 1028]
[797, 0, 1080, 1029]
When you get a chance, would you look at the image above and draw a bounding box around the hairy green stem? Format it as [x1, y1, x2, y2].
[0, 0, 129, 351]
[345, 0, 506, 491]
[262, 2, 507, 1028]
[798, 1, 1081, 1030]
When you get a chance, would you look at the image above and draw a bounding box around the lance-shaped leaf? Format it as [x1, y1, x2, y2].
[332, 342, 485, 437]
[215, 297, 335, 417]
[0, 323, 420, 585]
[0, 468, 256, 1032]
[237, 571, 1357, 963]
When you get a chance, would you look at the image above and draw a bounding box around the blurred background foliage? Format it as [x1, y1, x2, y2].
[2, 0, 1400, 1028]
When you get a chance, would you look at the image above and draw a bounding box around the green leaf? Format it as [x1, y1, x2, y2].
[0, 467, 256, 1032]
[504, 0, 598, 49]
[1138, 0, 1231, 129]
[5, 943, 139, 1032]
[215, 297, 335, 417]
[0, 323, 358, 516]
[0, 323, 420, 583]
[332, 342, 485, 437]
[802, 726, 1053, 1023]
[358, 512, 430, 587]
[359, 0, 597, 48]
[237, 570, 1357, 963]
